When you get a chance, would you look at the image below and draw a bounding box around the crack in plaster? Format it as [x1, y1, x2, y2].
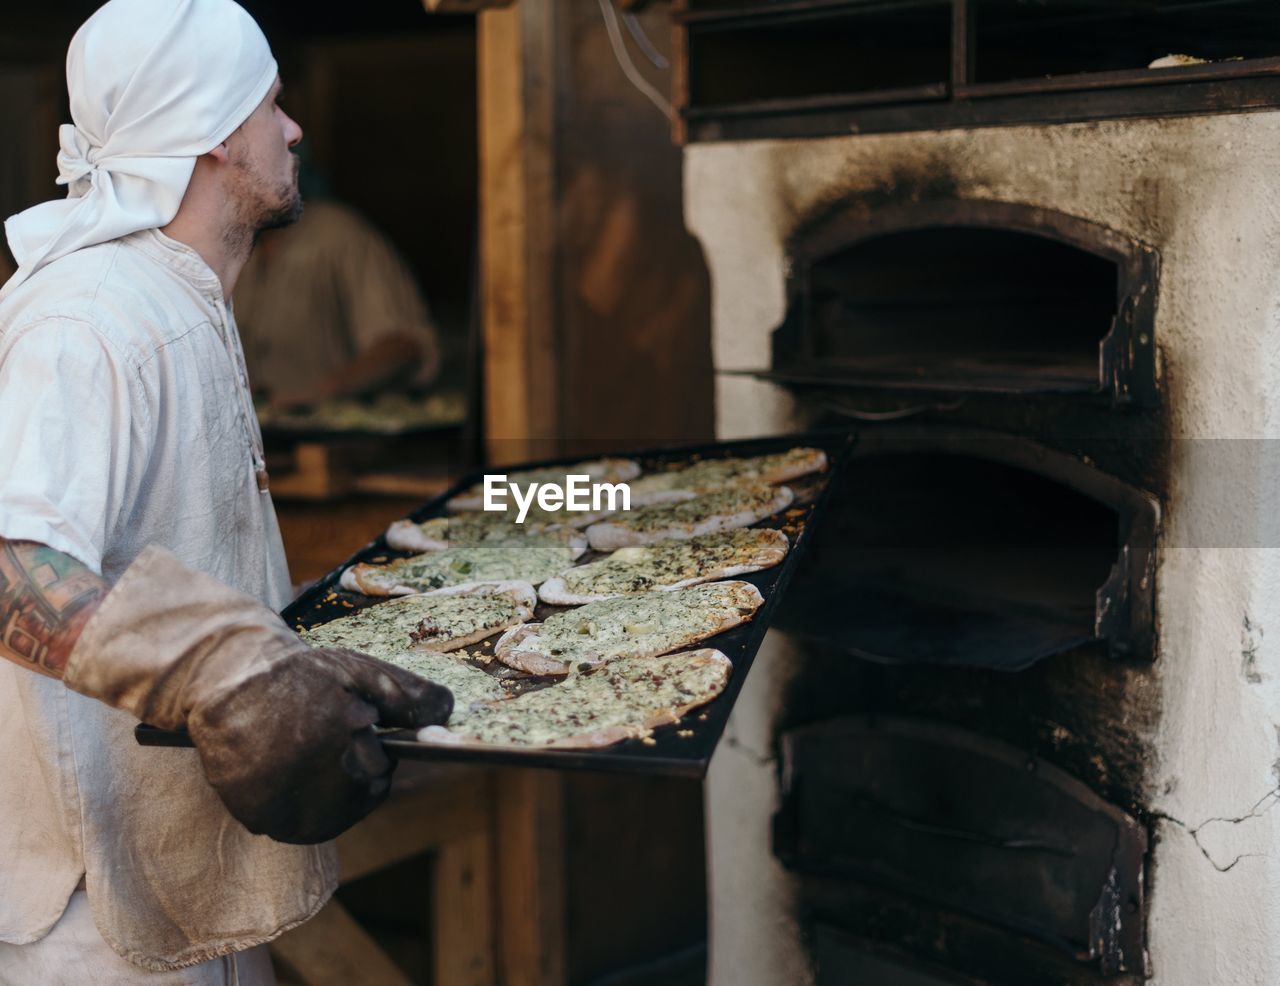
[1155, 786, 1280, 872]
[721, 726, 775, 767]
[1241, 613, 1264, 684]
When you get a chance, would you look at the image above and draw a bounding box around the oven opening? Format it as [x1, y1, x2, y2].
[794, 225, 1118, 394]
[780, 448, 1136, 670]
[773, 717, 1148, 977]
[754, 201, 1160, 404]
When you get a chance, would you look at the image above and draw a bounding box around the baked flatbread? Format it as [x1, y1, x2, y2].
[386, 513, 588, 555]
[486, 502, 622, 530]
[301, 581, 537, 653]
[447, 457, 641, 511]
[493, 580, 763, 675]
[585, 483, 794, 553]
[539, 528, 789, 605]
[385, 650, 509, 723]
[627, 447, 826, 504]
[341, 541, 577, 596]
[417, 648, 731, 749]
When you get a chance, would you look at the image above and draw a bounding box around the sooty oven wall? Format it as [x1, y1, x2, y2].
[757, 186, 1161, 982]
[687, 117, 1280, 986]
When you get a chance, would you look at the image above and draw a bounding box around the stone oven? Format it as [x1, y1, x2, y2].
[672, 1, 1280, 983]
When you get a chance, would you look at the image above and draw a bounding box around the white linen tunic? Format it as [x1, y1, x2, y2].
[0, 229, 337, 971]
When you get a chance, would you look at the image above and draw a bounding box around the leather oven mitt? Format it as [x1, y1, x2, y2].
[63, 545, 453, 844]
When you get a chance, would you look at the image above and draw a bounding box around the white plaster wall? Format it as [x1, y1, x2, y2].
[686, 114, 1280, 984]
[704, 632, 814, 986]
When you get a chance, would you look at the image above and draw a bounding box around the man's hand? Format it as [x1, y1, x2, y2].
[0, 539, 453, 844]
[189, 645, 452, 844]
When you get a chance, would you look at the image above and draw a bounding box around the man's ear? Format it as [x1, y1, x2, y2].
[205, 142, 231, 164]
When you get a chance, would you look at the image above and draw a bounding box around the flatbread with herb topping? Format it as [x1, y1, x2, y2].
[447, 457, 641, 511]
[386, 513, 588, 555]
[341, 540, 577, 596]
[585, 483, 794, 553]
[539, 528, 788, 605]
[301, 581, 537, 653]
[493, 580, 763, 675]
[417, 648, 732, 749]
[387, 651, 509, 726]
[627, 447, 826, 505]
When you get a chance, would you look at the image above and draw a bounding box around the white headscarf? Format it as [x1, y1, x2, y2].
[1, 0, 277, 298]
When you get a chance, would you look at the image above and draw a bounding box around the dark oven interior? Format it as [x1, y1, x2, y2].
[779, 433, 1156, 671]
[764, 197, 1164, 984]
[764, 200, 1158, 404]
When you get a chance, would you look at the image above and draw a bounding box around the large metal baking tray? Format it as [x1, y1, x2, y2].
[136, 431, 852, 778]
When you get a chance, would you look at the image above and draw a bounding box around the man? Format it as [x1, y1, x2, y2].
[235, 197, 442, 410]
[0, 1, 452, 982]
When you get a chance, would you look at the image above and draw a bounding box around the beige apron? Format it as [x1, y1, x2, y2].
[0, 229, 337, 971]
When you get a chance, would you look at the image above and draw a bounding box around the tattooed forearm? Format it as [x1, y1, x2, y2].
[0, 539, 107, 678]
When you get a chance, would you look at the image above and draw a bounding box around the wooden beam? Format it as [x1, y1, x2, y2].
[686, 74, 1280, 142]
[670, 1, 691, 145]
[268, 443, 352, 501]
[951, 0, 975, 92]
[495, 770, 566, 986]
[335, 769, 494, 883]
[477, 1, 561, 466]
[271, 770, 498, 986]
[269, 899, 414, 986]
[434, 829, 496, 986]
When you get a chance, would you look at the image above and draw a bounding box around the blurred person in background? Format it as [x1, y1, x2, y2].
[233, 156, 440, 411]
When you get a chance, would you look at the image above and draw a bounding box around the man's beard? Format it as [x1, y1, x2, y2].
[226, 155, 304, 256]
[254, 188, 304, 236]
[250, 157, 304, 234]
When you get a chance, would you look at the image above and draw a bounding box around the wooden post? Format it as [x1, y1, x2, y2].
[495, 770, 566, 986]
[669, 0, 690, 145]
[952, 0, 975, 93]
[269, 769, 499, 986]
[271, 901, 414, 986]
[477, 0, 561, 466]
[433, 829, 496, 986]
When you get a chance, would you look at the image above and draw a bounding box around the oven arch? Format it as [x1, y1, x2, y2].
[778, 427, 1158, 669]
[761, 199, 1159, 406]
